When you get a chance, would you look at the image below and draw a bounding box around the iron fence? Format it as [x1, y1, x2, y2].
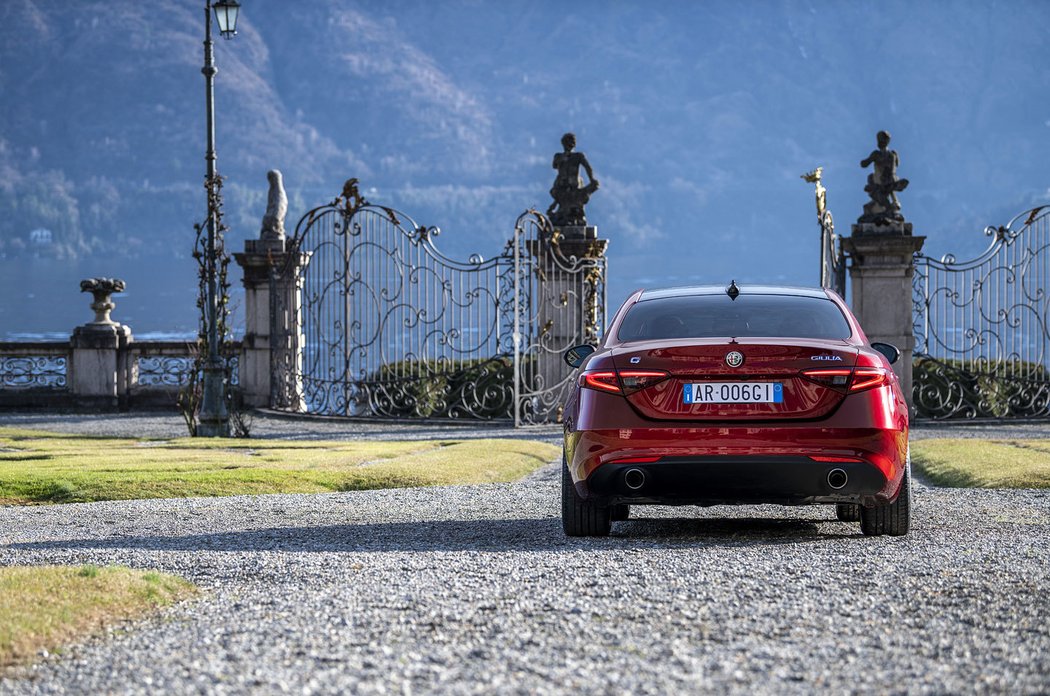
[913, 205, 1050, 419]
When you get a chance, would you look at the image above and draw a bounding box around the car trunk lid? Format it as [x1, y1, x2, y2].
[610, 338, 860, 421]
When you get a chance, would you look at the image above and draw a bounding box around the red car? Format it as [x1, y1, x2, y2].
[561, 282, 910, 537]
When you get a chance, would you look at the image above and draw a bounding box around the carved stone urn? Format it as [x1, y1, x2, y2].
[80, 277, 126, 325]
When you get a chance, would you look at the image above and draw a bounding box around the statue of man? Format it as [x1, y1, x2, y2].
[260, 169, 288, 241]
[547, 133, 599, 227]
[859, 131, 909, 223]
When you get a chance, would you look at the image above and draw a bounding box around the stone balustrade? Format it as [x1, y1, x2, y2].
[0, 277, 241, 411]
[0, 339, 240, 410]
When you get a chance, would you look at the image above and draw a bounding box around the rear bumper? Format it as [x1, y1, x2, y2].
[566, 425, 907, 506]
[585, 456, 889, 506]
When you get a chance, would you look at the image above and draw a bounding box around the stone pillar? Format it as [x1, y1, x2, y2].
[70, 278, 132, 409]
[233, 238, 308, 409]
[530, 225, 608, 423]
[843, 224, 925, 411]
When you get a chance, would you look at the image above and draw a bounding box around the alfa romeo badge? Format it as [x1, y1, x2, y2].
[725, 351, 744, 368]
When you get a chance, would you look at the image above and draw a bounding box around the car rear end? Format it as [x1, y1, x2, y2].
[563, 286, 909, 511]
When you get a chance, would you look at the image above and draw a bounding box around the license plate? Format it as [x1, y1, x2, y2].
[683, 382, 783, 404]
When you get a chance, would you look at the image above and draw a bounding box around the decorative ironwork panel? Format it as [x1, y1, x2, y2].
[270, 180, 606, 424]
[0, 356, 67, 389]
[137, 357, 194, 386]
[136, 355, 237, 388]
[913, 205, 1050, 419]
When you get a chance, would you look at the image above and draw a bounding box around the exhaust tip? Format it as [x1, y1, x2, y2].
[623, 468, 646, 491]
[827, 468, 848, 490]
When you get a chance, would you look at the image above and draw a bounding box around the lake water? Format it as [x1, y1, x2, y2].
[0, 255, 244, 342]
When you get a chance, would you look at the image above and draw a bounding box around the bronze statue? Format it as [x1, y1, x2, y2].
[547, 133, 599, 227]
[859, 130, 909, 224]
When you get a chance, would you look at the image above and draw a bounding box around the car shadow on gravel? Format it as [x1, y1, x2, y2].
[7, 516, 858, 554]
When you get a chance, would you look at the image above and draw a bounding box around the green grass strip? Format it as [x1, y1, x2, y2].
[912, 438, 1050, 488]
[0, 427, 559, 504]
[0, 565, 195, 667]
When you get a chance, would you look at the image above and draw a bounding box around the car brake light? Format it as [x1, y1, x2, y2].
[800, 368, 852, 390]
[801, 367, 890, 393]
[581, 371, 621, 394]
[849, 367, 890, 392]
[809, 455, 864, 463]
[612, 456, 661, 464]
[618, 370, 670, 395]
[580, 370, 670, 395]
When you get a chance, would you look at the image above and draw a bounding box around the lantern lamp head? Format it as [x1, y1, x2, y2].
[213, 0, 241, 39]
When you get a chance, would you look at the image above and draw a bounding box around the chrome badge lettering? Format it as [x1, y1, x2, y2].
[811, 355, 843, 361]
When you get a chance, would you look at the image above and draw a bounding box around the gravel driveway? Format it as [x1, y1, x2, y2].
[2, 457, 1048, 694]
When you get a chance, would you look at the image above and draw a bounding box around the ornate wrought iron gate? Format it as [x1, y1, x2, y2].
[913, 205, 1050, 419]
[269, 180, 606, 425]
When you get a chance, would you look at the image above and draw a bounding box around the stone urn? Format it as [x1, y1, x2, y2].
[79, 277, 126, 326]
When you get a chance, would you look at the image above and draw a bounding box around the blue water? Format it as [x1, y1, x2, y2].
[0, 255, 244, 342]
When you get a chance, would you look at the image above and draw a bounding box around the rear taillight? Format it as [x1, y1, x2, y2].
[581, 371, 621, 394]
[801, 367, 890, 393]
[580, 369, 670, 395]
[849, 367, 890, 392]
[618, 370, 670, 395]
[800, 368, 852, 391]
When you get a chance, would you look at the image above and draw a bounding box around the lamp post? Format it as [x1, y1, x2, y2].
[197, 0, 240, 437]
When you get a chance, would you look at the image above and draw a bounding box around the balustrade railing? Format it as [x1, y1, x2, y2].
[0, 339, 240, 408]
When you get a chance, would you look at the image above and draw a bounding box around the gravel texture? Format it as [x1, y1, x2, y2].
[2, 447, 1049, 693]
[1, 413, 1049, 693]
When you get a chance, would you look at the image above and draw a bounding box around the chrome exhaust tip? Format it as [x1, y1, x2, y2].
[623, 468, 646, 491]
[827, 468, 848, 490]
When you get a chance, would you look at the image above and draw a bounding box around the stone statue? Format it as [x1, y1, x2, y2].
[260, 169, 287, 241]
[547, 133, 599, 227]
[859, 131, 909, 225]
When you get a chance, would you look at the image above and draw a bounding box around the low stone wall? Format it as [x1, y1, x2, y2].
[0, 340, 240, 411]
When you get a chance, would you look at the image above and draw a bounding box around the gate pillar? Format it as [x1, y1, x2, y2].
[233, 239, 307, 409]
[528, 226, 608, 423]
[842, 230, 925, 411]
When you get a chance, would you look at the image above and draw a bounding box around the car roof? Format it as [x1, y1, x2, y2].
[637, 284, 832, 301]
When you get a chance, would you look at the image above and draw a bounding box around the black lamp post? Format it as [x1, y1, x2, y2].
[197, 0, 240, 437]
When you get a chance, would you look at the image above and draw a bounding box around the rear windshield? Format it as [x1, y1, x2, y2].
[616, 294, 852, 341]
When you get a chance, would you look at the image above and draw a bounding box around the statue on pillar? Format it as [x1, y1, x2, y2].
[858, 130, 909, 226]
[547, 133, 600, 227]
[260, 169, 288, 242]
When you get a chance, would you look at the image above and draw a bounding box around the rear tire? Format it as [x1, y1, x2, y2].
[611, 504, 630, 521]
[562, 457, 612, 537]
[836, 503, 861, 522]
[860, 470, 911, 537]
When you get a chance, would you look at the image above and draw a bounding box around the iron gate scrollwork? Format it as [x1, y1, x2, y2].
[913, 205, 1050, 419]
[269, 179, 606, 425]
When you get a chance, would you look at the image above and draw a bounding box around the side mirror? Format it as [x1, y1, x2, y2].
[564, 344, 596, 368]
[871, 342, 901, 365]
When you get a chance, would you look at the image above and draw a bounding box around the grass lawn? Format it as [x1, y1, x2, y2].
[0, 565, 195, 667]
[0, 427, 559, 505]
[912, 438, 1050, 488]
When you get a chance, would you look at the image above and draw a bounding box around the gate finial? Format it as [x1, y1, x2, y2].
[337, 178, 368, 214]
[801, 167, 826, 219]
